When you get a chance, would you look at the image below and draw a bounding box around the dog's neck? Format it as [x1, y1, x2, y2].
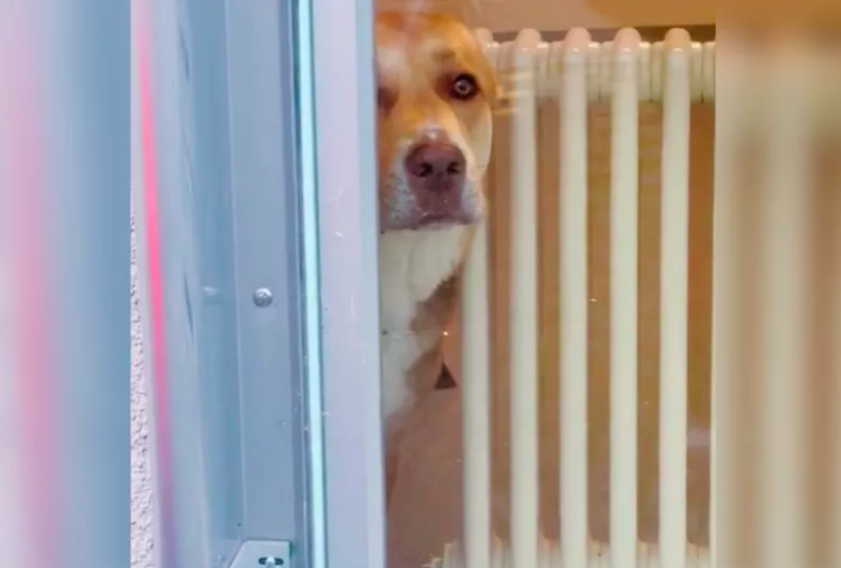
[379, 226, 467, 422]
[379, 227, 465, 333]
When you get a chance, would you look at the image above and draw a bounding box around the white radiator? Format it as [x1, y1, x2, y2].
[432, 27, 716, 568]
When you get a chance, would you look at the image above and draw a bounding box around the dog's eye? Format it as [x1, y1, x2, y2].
[450, 74, 478, 100]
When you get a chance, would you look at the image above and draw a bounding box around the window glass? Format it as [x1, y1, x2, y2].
[368, 4, 715, 567]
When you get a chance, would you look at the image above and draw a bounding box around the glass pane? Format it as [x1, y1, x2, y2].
[357, 4, 715, 567]
[305, 0, 387, 565]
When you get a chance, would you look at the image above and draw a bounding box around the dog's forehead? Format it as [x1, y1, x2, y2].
[376, 17, 473, 72]
[375, 13, 496, 103]
[376, 38, 471, 83]
[376, 43, 410, 78]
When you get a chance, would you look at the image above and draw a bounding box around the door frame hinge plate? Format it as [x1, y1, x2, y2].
[229, 540, 293, 568]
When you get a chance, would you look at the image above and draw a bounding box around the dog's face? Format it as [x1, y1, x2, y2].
[376, 12, 498, 232]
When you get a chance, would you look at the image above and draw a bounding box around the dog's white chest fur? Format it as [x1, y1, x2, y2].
[379, 227, 465, 422]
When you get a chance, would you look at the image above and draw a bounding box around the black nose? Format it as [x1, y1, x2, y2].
[404, 142, 466, 194]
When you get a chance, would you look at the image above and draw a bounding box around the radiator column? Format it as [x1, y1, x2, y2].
[508, 28, 542, 568]
[609, 27, 641, 568]
[659, 28, 692, 568]
[557, 27, 591, 568]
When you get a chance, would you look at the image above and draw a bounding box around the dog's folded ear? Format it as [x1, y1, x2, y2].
[491, 82, 514, 117]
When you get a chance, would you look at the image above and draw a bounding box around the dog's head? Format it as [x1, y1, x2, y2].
[376, 12, 498, 232]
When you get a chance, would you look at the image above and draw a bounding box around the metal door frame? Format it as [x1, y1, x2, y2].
[134, 0, 385, 564]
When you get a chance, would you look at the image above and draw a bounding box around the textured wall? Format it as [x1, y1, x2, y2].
[131, 216, 155, 568]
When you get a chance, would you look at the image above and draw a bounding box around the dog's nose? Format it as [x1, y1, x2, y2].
[404, 142, 466, 194]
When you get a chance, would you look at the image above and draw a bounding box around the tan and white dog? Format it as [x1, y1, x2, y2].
[375, 12, 498, 440]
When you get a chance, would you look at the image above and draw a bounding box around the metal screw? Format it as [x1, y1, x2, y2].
[258, 557, 284, 566]
[253, 288, 273, 307]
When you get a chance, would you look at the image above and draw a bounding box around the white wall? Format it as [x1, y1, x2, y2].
[131, 216, 155, 568]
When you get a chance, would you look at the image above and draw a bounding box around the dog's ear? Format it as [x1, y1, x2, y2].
[490, 70, 518, 118]
[491, 82, 512, 116]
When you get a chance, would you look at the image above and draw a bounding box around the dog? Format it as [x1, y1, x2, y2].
[375, 11, 498, 447]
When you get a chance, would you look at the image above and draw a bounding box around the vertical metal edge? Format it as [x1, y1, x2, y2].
[135, 0, 213, 563]
[294, 0, 328, 566]
[145, 0, 211, 567]
[223, 0, 309, 554]
[181, 0, 241, 560]
[307, 0, 387, 564]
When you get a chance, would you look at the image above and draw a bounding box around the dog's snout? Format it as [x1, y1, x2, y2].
[404, 142, 466, 193]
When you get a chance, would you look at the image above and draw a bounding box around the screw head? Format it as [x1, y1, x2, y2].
[258, 557, 284, 566]
[253, 288, 273, 307]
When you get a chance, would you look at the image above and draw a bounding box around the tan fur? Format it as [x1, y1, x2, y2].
[375, 11, 497, 504]
[376, 13, 498, 199]
[376, 12, 499, 231]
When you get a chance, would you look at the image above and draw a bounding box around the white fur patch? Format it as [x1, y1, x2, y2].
[379, 226, 466, 420]
[377, 45, 408, 80]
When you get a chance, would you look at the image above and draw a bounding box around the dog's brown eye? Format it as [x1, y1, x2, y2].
[450, 74, 478, 100]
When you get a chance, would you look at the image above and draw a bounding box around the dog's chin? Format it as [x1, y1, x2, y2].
[415, 211, 477, 230]
[385, 210, 481, 233]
